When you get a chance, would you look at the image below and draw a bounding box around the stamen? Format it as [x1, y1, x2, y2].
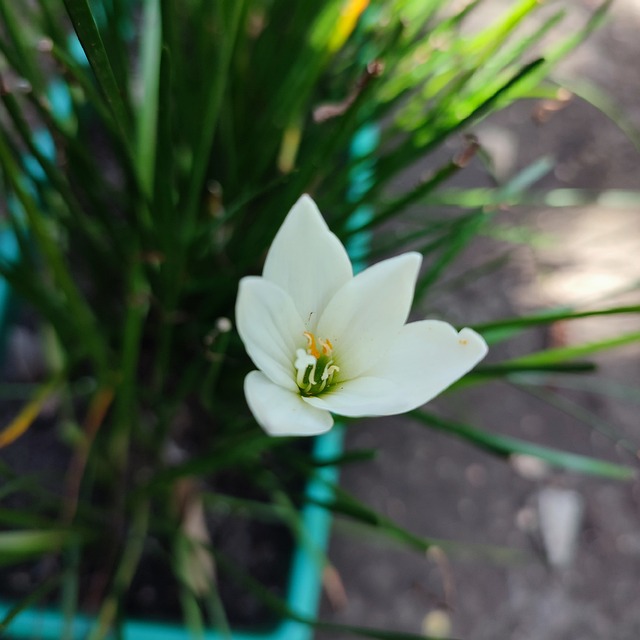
[321, 363, 339, 382]
[304, 331, 320, 358]
[295, 332, 339, 396]
[295, 349, 317, 388]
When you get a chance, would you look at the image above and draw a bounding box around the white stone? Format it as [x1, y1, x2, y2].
[537, 487, 584, 568]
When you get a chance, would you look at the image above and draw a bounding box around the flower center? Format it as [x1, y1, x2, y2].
[294, 331, 340, 396]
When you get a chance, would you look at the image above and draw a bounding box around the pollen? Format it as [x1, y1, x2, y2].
[304, 331, 334, 358]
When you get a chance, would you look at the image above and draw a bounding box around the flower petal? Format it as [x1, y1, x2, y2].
[317, 252, 422, 378]
[245, 371, 334, 436]
[304, 321, 488, 416]
[262, 195, 352, 328]
[303, 375, 400, 416]
[235, 277, 304, 391]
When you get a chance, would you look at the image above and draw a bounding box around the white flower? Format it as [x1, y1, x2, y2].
[235, 195, 488, 437]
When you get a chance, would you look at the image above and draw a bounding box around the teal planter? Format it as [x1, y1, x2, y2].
[0, 425, 343, 640]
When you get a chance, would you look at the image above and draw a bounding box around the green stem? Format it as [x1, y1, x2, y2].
[86, 501, 150, 640]
[109, 257, 149, 467]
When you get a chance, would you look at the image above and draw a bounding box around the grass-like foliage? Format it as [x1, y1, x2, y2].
[0, 0, 636, 638]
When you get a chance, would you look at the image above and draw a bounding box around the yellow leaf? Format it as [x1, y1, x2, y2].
[328, 0, 369, 53]
[277, 122, 302, 174]
[0, 380, 59, 449]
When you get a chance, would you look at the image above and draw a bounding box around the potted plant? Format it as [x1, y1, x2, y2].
[0, 1, 634, 639]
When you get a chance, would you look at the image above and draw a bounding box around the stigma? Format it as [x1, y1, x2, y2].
[294, 331, 339, 396]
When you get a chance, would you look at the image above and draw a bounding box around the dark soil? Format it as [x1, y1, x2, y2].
[0, 309, 300, 632]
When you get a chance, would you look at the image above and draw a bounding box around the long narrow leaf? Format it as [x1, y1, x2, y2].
[473, 304, 640, 335]
[507, 331, 640, 367]
[412, 411, 635, 481]
[511, 372, 640, 406]
[136, 0, 162, 197]
[62, 0, 131, 144]
[0, 529, 71, 561]
[0, 377, 61, 449]
[0, 0, 45, 93]
[515, 382, 639, 456]
[0, 131, 109, 375]
[306, 479, 521, 561]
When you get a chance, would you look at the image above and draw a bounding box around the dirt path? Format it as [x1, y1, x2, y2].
[319, 2, 640, 638]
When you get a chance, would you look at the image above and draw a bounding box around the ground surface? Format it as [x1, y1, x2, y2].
[319, 2, 640, 639]
[1, 3, 638, 639]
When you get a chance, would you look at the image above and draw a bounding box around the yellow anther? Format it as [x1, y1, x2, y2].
[304, 331, 320, 358]
[297, 331, 339, 396]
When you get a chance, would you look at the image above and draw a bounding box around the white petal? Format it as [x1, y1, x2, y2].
[303, 375, 401, 416]
[317, 252, 422, 378]
[305, 321, 488, 416]
[235, 277, 304, 391]
[262, 195, 352, 327]
[245, 371, 334, 437]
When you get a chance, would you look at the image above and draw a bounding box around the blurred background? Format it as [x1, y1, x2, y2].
[319, 1, 640, 638]
[1, 0, 639, 638]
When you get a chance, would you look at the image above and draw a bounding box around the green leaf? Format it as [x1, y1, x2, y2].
[473, 304, 640, 335]
[386, 57, 546, 186]
[507, 331, 640, 367]
[346, 156, 465, 237]
[415, 210, 486, 300]
[48, 42, 115, 132]
[62, 0, 131, 143]
[307, 480, 521, 562]
[0, 126, 109, 375]
[412, 411, 635, 481]
[0, 530, 72, 565]
[0, 377, 62, 449]
[511, 372, 640, 406]
[135, 0, 162, 198]
[515, 0, 613, 96]
[143, 433, 288, 491]
[515, 381, 639, 457]
[557, 76, 640, 153]
[0, 0, 46, 93]
[419, 187, 640, 209]
[183, 0, 246, 222]
[471, 361, 596, 378]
